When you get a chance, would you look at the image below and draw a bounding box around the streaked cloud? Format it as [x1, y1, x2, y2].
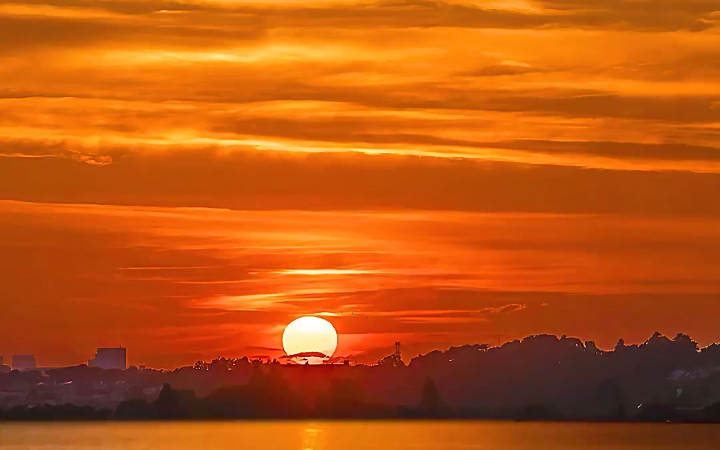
[0, 0, 718, 367]
[2, 201, 720, 366]
[3, 148, 720, 214]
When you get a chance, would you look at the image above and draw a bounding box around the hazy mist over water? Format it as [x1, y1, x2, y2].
[1, 422, 719, 450]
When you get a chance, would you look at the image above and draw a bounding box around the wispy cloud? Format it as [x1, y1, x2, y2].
[2, 200, 720, 366]
[1, 0, 719, 367]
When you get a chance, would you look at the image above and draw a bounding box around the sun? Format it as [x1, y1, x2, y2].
[282, 316, 338, 359]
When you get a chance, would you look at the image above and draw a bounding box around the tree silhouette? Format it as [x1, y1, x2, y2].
[5, 331, 720, 422]
[419, 376, 446, 417]
[154, 383, 197, 419]
[597, 378, 628, 419]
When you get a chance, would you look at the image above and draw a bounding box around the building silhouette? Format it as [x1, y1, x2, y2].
[88, 347, 127, 370]
[12, 354, 36, 371]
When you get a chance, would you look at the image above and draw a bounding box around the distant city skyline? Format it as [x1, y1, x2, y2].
[4, 329, 720, 371]
[1, 348, 126, 371]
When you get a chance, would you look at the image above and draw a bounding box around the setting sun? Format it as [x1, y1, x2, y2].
[282, 316, 338, 360]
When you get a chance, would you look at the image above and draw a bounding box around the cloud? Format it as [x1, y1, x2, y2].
[2, 0, 716, 39]
[2, 145, 720, 215]
[0, 10, 266, 52]
[1, 0, 719, 368]
[2, 200, 720, 366]
[477, 139, 720, 162]
[460, 63, 545, 77]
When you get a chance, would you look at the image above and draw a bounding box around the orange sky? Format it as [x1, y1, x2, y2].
[0, 0, 719, 368]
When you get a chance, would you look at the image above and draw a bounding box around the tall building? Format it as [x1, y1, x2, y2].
[12, 354, 37, 371]
[88, 347, 127, 370]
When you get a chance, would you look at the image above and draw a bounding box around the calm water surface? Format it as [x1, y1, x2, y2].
[1, 422, 719, 450]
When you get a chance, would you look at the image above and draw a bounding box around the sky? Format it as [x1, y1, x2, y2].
[0, 0, 719, 368]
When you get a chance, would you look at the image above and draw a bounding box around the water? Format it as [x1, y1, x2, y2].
[1, 421, 719, 450]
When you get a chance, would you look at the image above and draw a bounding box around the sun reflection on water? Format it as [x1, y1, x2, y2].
[301, 427, 323, 450]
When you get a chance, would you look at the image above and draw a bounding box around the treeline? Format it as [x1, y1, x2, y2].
[0, 373, 449, 421]
[5, 374, 720, 422]
[0, 404, 112, 421]
[113, 372, 456, 420]
[5, 332, 720, 421]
